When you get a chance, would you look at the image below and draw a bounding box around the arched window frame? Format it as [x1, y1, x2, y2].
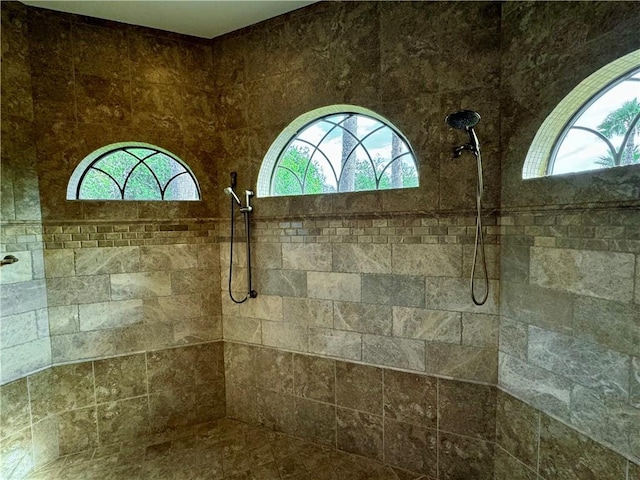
[67, 142, 201, 201]
[523, 49, 640, 179]
[257, 105, 419, 197]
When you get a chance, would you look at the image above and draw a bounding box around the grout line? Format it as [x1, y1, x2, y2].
[91, 361, 99, 453]
[536, 410, 541, 475]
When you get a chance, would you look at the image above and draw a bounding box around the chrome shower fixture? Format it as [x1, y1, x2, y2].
[446, 109, 489, 306]
[224, 186, 254, 212]
[446, 110, 481, 158]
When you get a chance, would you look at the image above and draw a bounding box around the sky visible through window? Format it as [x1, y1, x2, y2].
[272, 113, 418, 195]
[551, 69, 640, 174]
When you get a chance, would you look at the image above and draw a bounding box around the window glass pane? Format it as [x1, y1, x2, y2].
[93, 150, 139, 188]
[265, 110, 418, 196]
[551, 67, 640, 174]
[164, 174, 199, 200]
[123, 164, 162, 200]
[145, 153, 186, 189]
[78, 169, 121, 199]
[125, 148, 156, 159]
[273, 167, 303, 196]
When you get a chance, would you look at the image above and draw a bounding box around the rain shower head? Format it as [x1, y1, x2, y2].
[445, 110, 481, 130]
[224, 186, 242, 206]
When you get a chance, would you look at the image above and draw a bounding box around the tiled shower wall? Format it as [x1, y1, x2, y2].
[0, 1, 50, 384]
[1, 1, 640, 479]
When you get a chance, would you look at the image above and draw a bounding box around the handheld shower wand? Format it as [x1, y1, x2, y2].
[225, 172, 257, 303]
[446, 110, 489, 306]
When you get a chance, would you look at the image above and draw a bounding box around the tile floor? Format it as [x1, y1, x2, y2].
[26, 419, 430, 480]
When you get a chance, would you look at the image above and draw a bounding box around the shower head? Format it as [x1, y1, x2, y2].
[446, 110, 481, 157]
[445, 110, 481, 130]
[224, 186, 242, 206]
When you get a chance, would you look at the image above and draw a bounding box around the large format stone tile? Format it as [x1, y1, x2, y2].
[334, 301, 392, 336]
[293, 354, 335, 403]
[0, 428, 34, 480]
[391, 244, 462, 277]
[47, 305, 79, 335]
[283, 297, 333, 327]
[74, 246, 140, 275]
[493, 447, 537, 480]
[57, 406, 98, 455]
[308, 327, 362, 360]
[241, 294, 283, 322]
[139, 244, 198, 271]
[570, 385, 640, 461]
[383, 369, 436, 428]
[262, 321, 307, 352]
[332, 243, 391, 274]
[282, 243, 332, 271]
[538, 414, 627, 480]
[43, 249, 74, 278]
[498, 353, 571, 420]
[438, 432, 494, 480]
[392, 307, 461, 343]
[425, 277, 499, 314]
[362, 274, 425, 308]
[147, 346, 196, 393]
[255, 348, 293, 394]
[425, 343, 497, 383]
[255, 269, 307, 297]
[499, 317, 528, 360]
[97, 397, 150, 445]
[362, 334, 425, 371]
[78, 299, 143, 331]
[307, 271, 361, 302]
[223, 316, 261, 344]
[495, 391, 539, 469]
[336, 362, 382, 415]
[461, 312, 499, 347]
[47, 275, 110, 306]
[144, 294, 202, 323]
[50, 330, 115, 363]
[1, 310, 40, 349]
[336, 408, 383, 461]
[383, 418, 436, 476]
[0, 251, 34, 284]
[527, 326, 630, 399]
[501, 281, 575, 333]
[256, 390, 296, 436]
[110, 272, 172, 300]
[530, 247, 635, 302]
[93, 353, 147, 403]
[294, 397, 336, 446]
[439, 379, 496, 441]
[1, 279, 47, 315]
[573, 296, 639, 356]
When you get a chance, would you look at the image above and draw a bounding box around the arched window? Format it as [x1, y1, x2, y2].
[523, 50, 640, 178]
[67, 142, 200, 200]
[257, 105, 419, 197]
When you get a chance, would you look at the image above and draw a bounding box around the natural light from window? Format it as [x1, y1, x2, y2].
[258, 107, 418, 197]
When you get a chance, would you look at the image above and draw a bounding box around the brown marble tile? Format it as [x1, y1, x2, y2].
[336, 407, 383, 461]
[194, 342, 225, 385]
[438, 432, 494, 480]
[629, 461, 640, 480]
[256, 390, 296, 436]
[97, 397, 150, 445]
[72, 22, 129, 80]
[255, 347, 293, 394]
[31, 72, 75, 122]
[226, 384, 258, 425]
[28, 362, 95, 422]
[147, 346, 196, 393]
[57, 406, 98, 455]
[225, 342, 256, 387]
[195, 381, 226, 423]
[439, 379, 496, 441]
[384, 369, 436, 428]
[128, 32, 183, 85]
[31, 417, 59, 468]
[131, 81, 183, 131]
[494, 446, 537, 480]
[496, 390, 539, 470]
[383, 418, 436, 476]
[75, 74, 131, 125]
[93, 353, 146, 403]
[293, 354, 335, 403]
[538, 415, 627, 480]
[294, 398, 336, 446]
[149, 387, 198, 434]
[336, 362, 383, 415]
[0, 378, 30, 439]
